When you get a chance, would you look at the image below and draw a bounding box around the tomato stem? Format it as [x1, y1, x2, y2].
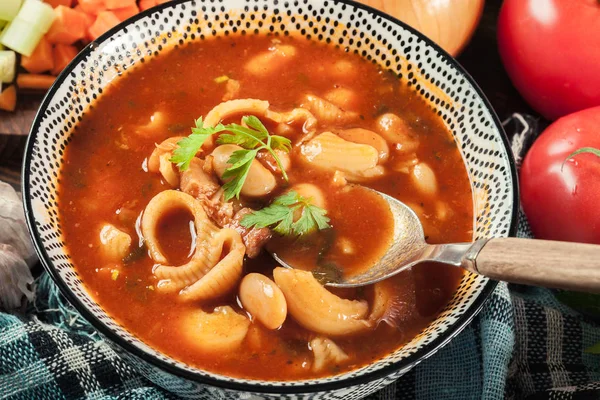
[561, 147, 600, 171]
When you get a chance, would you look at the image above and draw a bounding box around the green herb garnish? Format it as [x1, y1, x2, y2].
[240, 191, 331, 236]
[170, 115, 292, 200]
[170, 117, 227, 171]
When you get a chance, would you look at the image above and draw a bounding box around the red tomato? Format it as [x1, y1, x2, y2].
[497, 0, 600, 120]
[520, 106, 600, 243]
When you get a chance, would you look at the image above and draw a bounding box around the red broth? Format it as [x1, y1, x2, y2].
[58, 35, 473, 380]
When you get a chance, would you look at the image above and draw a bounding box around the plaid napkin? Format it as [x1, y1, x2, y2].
[1, 115, 600, 400]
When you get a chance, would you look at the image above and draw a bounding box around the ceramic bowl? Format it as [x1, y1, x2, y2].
[23, 1, 518, 398]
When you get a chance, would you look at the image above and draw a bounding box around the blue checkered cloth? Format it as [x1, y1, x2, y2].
[1, 115, 599, 399]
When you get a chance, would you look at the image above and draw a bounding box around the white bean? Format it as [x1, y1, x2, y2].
[239, 273, 287, 330]
[411, 162, 438, 196]
[337, 128, 390, 163]
[290, 183, 326, 209]
[99, 224, 131, 261]
[211, 144, 277, 197]
[324, 87, 357, 110]
[375, 113, 420, 154]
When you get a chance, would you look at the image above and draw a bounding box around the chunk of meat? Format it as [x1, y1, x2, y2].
[201, 189, 236, 228]
[300, 94, 358, 125]
[180, 158, 220, 200]
[225, 208, 272, 258]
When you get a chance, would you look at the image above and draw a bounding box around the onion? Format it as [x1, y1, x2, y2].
[0, 181, 36, 310]
[356, 0, 485, 56]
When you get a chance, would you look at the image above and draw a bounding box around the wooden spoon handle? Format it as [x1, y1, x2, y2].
[472, 238, 600, 292]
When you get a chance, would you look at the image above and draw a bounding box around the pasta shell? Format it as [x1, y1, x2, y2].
[148, 136, 185, 172]
[300, 132, 380, 178]
[180, 306, 250, 354]
[310, 337, 350, 372]
[204, 99, 271, 128]
[244, 44, 297, 76]
[342, 165, 386, 183]
[203, 99, 272, 149]
[273, 268, 371, 336]
[141, 190, 246, 301]
[158, 153, 180, 187]
[337, 128, 389, 163]
[99, 224, 131, 261]
[276, 107, 318, 133]
[179, 228, 245, 302]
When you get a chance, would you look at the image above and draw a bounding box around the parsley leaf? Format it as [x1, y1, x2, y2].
[241, 204, 292, 228]
[217, 124, 264, 149]
[240, 191, 331, 236]
[171, 115, 292, 200]
[272, 191, 301, 206]
[271, 135, 293, 152]
[221, 149, 258, 200]
[244, 115, 269, 137]
[170, 118, 226, 170]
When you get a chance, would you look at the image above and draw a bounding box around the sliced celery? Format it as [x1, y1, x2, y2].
[16, 0, 55, 33]
[0, 21, 4, 50]
[0, 51, 16, 83]
[0, 0, 22, 22]
[0, 19, 44, 57]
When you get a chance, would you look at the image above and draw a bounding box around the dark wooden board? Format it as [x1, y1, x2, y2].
[0, 92, 42, 136]
[0, 93, 43, 188]
[0, 0, 541, 190]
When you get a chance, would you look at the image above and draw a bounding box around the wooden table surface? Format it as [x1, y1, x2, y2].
[0, 0, 538, 190]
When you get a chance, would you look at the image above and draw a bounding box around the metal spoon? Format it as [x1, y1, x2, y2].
[271, 191, 600, 292]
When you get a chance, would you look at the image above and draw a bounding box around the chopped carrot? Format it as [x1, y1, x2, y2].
[74, 5, 96, 27]
[44, 0, 73, 7]
[112, 4, 139, 21]
[17, 74, 56, 91]
[156, 0, 171, 3]
[46, 6, 89, 44]
[0, 85, 17, 111]
[51, 44, 78, 76]
[88, 11, 121, 41]
[139, 0, 157, 11]
[21, 37, 55, 74]
[104, 0, 136, 10]
[78, 0, 106, 15]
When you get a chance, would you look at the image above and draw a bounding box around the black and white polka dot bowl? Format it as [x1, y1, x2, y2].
[22, 0, 518, 398]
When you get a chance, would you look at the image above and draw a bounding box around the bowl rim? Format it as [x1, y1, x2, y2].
[22, 0, 519, 394]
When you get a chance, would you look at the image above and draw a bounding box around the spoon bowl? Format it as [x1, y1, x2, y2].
[272, 190, 600, 292]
